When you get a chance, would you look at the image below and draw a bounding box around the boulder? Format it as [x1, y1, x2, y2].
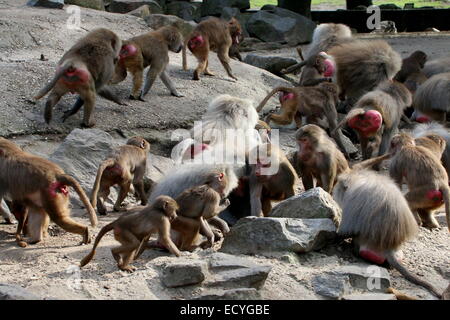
[220, 217, 337, 256]
[194, 288, 261, 300]
[144, 14, 196, 38]
[311, 274, 351, 299]
[243, 53, 298, 76]
[161, 260, 208, 288]
[109, 0, 162, 14]
[65, 0, 105, 10]
[165, 1, 200, 21]
[127, 4, 151, 18]
[27, 0, 64, 8]
[270, 187, 341, 225]
[239, 38, 284, 52]
[201, 0, 250, 16]
[0, 284, 42, 300]
[247, 10, 315, 45]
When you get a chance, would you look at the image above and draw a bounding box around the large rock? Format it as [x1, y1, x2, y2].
[109, 0, 162, 13]
[201, 0, 250, 16]
[0, 284, 42, 300]
[127, 4, 151, 18]
[311, 274, 351, 299]
[165, 1, 200, 21]
[27, 0, 64, 8]
[270, 187, 342, 225]
[161, 260, 208, 288]
[239, 38, 284, 52]
[332, 265, 391, 292]
[247, 8, 315, 45]
[65, 0, 105, 10]
[220, 217, 337, 256]
[144, 14, 196, 37]
[243, 54, 298, 76]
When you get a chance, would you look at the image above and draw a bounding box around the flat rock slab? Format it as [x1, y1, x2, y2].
[331, 265, 391, 292]
[0, 284, 42, 300]
[161, 260, 208, 288]
[220, 217, 337, 256]
[194, 288, 261, 300]
[342, 293, 397, 300]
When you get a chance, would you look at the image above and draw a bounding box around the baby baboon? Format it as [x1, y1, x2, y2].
[0, 138, 97, 247]
[248, 143, 298, 217]
[111, 26, 184, 101]
[412, 122, 450, 179]
[171, 171, 231, 251]
[394, 50, 427, 83]
[389, 132, 450, 231]
[149, 164, 238, 239]
[291, 124, 349, 193]
[80, 196, 180, 272]
[34, 28, 123, 128]
[90, 137, 150, 215]
[333, 169, 442, 298]
[413, 72, 450, 122]
[328, 40, 402, 108]
[335, 80, 412, 159]
[256, 82, 348, 157]
[182, 17, 241, 81]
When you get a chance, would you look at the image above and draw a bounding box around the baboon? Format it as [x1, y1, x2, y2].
[110, 26, 184, 101]
[423, 56, 450, 78]
[182, 17, 241, 81]
[34, 28, 124, 128]
[149, 164, 238, 239]
[80, 196, 180, 272]
[412, 122, 450, 179]
[333, 169, 442, 298]
[389, 132, 450, 231]
[281, 23, 352, 84]
[335, 81, 412, 159]
[256, 82, 348, 157]
[394, 51, 427, 83]
[328, 40, 402, 108]
[290, 124, 349, 193]
[90, 137, 150, 215]
[0, 138, 97, 247]
[414, 134, 446, 159]
[413, 72, 450, 122]
[248, 143, 298, 217]
[171, 94, 261, 163]
[167, 172, 230, 251]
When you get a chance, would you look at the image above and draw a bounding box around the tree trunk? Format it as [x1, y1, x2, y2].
[346, 0, 373, 10]
[277, 0, 311, 19]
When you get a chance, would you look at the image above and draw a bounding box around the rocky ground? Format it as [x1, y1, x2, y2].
[0, 0, 448, 300]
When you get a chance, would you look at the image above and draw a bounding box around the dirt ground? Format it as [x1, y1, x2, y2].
[0, 0, 448, 300]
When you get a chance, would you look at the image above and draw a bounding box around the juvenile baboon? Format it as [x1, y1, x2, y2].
[110, 26, 184, 101]
[248, 143, 298, 217]
[80, 196, 180, 272]
[412, 122, 450, 179]
[414, 134, 446, 159]
[0, 138, 97, 247]
[170, 172, 230, 251]
[328, 40, 402, 108]
[290, 124, 349, 193]
[333, 169, 442, 298]
[389, 132, 450, 231]
[90, 137, 150, 215]
[171, 94, 261, 163]
[34, 28, 124, 128]
[256, 82, 348, 157]
[413, 72, 450, 122]
[335, 81, 412, 159]
[149, 164, 238, 239]
[394, 50, 427, 83]
[182, 17, 241, 81]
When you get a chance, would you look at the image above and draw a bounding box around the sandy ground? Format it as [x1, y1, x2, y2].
[0, 0, 448, 300]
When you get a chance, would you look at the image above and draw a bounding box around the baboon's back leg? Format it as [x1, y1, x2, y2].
[113, 181, 131, 212]
[44, 85, 68, 124]
[111, 230, 140, 271]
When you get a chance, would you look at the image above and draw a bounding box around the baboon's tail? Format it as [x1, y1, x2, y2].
[386, 287, 417, 300]
[256, 86, 296, 113]
[386, 251, 442, 298]
[34, 61, 73, 100]
[79, 222, 115, 267]
[352, 153, 390, 171]
[441, 185, 450, 232]
[90, 159, 115, 210]
[57, 174, 98, 227]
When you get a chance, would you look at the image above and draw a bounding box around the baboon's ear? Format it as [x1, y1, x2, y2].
[163, 200, 168, 210]
[140, 140, 147, 149]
